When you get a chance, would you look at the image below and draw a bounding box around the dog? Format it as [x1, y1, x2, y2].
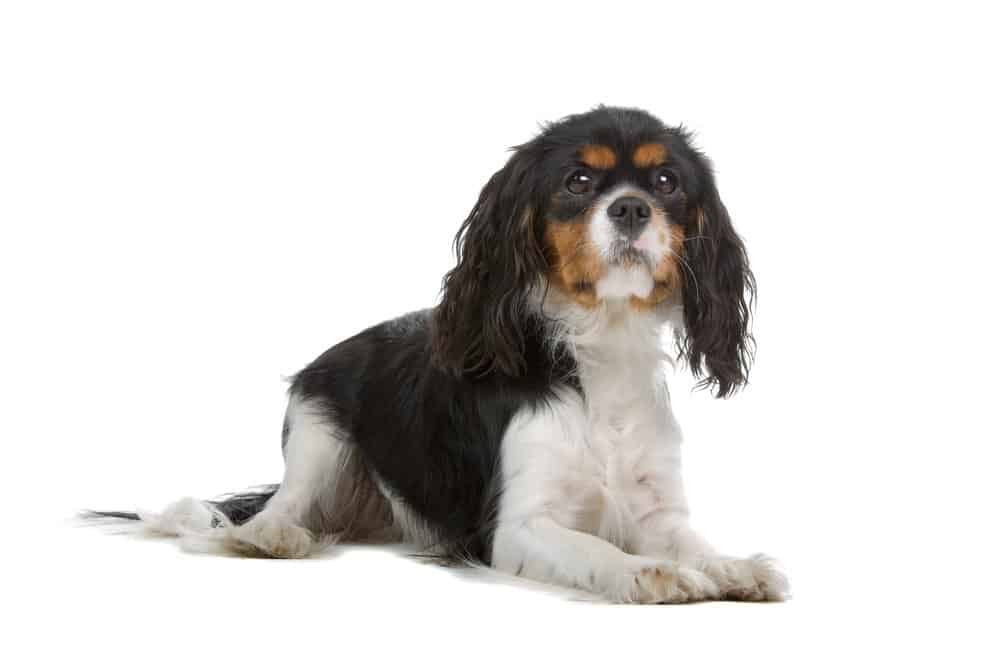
[88, 106, 788, 603]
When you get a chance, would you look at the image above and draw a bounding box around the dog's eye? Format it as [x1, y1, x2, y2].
[653, 168, 677, 194]
[566, 169, 594, 195]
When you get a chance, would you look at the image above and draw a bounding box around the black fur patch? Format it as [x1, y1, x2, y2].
[290, 310, 577, 563]
[210, 486, 279, 526]
[81, 510, 141, 521]
[84, 487, 279, 527]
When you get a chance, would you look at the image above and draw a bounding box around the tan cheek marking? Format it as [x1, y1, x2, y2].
[630, 223, 683, 311]
[579, 144, 617, 170]
[633, 143, 668, 168]
[544, 216, 607, 308]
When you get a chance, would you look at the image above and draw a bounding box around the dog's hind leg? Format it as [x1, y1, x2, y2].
[223, 393, 394, 558]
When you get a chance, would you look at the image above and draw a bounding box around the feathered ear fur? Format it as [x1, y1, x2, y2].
[678, 160, 756, 398]
[432, 144, 548, 378]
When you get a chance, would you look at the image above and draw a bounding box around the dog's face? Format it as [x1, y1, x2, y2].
[434, 107, 754, 397]
[536, 119, 699, 310]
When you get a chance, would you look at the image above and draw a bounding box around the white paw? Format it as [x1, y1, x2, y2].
[621, 558, 721, 604]
[225, 512, 314, 558]
[701, 554, 789, 601]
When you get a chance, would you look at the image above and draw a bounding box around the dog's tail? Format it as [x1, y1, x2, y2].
[82, 485, 279, 536]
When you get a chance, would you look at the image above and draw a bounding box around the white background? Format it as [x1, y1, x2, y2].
[2, 1, 998, 665]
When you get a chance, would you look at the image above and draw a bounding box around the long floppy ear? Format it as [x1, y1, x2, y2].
[431, 144, 548, 378]
[679, 162, 756, 398]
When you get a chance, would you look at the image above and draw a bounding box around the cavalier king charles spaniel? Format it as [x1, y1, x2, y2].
[89, 106, 788, 603]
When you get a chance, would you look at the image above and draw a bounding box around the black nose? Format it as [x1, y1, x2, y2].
[607, 196, 651, 239]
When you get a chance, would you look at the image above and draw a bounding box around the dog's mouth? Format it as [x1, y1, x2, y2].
[607, 241, 652, 270]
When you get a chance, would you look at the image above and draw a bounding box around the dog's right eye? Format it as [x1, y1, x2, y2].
[565, 169, 594, 195]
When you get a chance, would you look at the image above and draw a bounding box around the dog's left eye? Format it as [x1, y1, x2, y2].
[566, 169, 595, 195]
[653, 168, 678, 194]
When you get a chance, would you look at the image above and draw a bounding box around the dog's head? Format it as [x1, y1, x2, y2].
[433, 106, 755, 397]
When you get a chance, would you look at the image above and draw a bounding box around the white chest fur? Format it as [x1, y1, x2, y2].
[497, 304, 689, 554]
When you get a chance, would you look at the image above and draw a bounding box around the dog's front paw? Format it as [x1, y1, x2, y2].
[619, 557, 720, 604]
[701, 554, 789, 601]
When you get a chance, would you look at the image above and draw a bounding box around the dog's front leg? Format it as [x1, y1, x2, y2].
[493, 394, 717, 603]
[491, 516, 718, 603]
[635, 510, 789, 602]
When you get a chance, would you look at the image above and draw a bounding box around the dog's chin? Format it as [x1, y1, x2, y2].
[594, 244, 657, 302]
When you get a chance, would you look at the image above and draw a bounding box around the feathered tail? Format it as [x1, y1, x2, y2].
[82, 485, 279, 535]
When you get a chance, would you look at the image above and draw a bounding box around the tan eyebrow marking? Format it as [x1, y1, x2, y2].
[632, 143, 668, 168]
[579, 144, 617, 170]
